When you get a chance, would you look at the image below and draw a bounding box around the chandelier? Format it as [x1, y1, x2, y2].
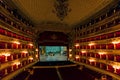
[52, 0, 71, 21]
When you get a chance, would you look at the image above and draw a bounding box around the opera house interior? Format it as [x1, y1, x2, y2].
[0, 0, 120, 80]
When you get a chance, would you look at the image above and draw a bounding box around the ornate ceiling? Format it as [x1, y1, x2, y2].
[8, 0, 113, 33]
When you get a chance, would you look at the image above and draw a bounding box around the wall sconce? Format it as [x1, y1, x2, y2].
[69, 54, 72, 57]
[81, 50, 86, 53]
[98, 52, 106, 55]
[69, 49, 72, 52]
[35, 54, 38, 58]
[22, 51, 28, 54]
[3, 53, 10, 57]
[75, 55, 80, 59]
[112, 62, 120, 69]
[88, 42, 95, 46]
[13, 61, 20, 65]
[29, 43, 33, 46]
[98, 52, 107, 55]
[112, 41, 120, 44]
[35, 48, 38, 52]
[29, 57, 33, 60]
[13, 41, 20, 44]
[88, 58, 96, 62]
[75, 43, 80, 47]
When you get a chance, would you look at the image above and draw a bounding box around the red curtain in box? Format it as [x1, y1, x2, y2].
[0, 28, 6, 35]
[79, 39, 83, 42]
[80, 45, 82, 49]
[116, 55, 120, 62]
[17, 53, 21, 58]
[79, 52, 82, 56]
[75, 45, 79, 49]
[107, 65, 114, 73]
[18, 44, 21, 49]
[91, 37, 95, 41]
[96, 62, 100, 68]
[95, 53, 100, 58]
[116, 69, 120, 75]
[13, 54, 17, 60]
[82, 53, 86, 56]
[107, 54, 114, 61]
[101, 44, 106, 49]
[7, 66, 12, 74]
[18, 64, 21, 68]
[91, 62, 95, 66]
[76, 52, 79, 55]
[107, 44, 114, 49]
[26, 53, 29, 57]
[86, 60, 90, 64]
[13, 33, 17, 38]
[87, 52, 90, 57]
[107, 32, 114, 38]
[101, 54, 106, 59]
[101, 63, 107, 69]
[0, 42, 6, 49]
[82, 59, 86, 63]
[90, 52, 94, 57]
[86, 38, 90, 42]
[6, 31, 12, 37]
[83, 45, 86, 49]
[7, 55, 12, 61]
[15, 34, 18, 39]
[21, 53, 25, 58]
[95, 36, 100, 40]
[96, 44, 100, 49]
[91, 45, 95, 49]
[86, 45, 90, 49]
[0, 69, 5, 78]
[12, 43, 17, 49]
[115, 30, 120, 37]
[22, 44, 27, 49]
[101, 34, 107, 40]
[116, 43, 120, 49]
[7, 43, 12, 49]
[0, 55, 5, 63]
[83, 38, 87, 42]
[13, 65, 17, 71]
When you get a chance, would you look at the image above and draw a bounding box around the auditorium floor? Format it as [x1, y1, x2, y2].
[11, 61, 105, 80]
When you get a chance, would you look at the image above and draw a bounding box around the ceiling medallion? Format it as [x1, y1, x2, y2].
[52, 0, 71, 21]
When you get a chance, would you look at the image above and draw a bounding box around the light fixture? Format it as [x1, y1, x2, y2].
[112, 62, 120, 69]
[13, 41, 20, 44]
[69, 49, 72, 52]
[81, 50, 86, 53]
[75, 43, 79, 47]
[52, 0, 71, 21]
[75, 55, 80, 59]
[89, 58, 96, 62]
[88, 42, 95, 46]
[13, 61, 20, 65]
[29, 43, 33, 46]
[29, 57, 33, 60]
[21, 51, 28, 54]
[3, 53, 10, 57]
[98, 51, 106, 55]
[112, 41, 120, 44]
[69, 54, 72, 57]
[35, 48, 38, 52]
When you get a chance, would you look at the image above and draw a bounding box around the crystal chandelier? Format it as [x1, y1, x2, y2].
[52, 0, 71, 21]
